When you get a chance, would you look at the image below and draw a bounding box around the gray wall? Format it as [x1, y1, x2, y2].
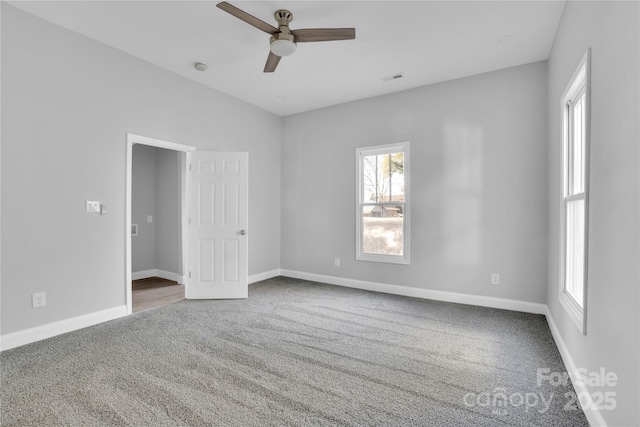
[546, 2, 639, 425]
[132, 144, 158, 272]
[282, 61, 548, 303]
[1, 4, 282, 335]
[131, 145, 181, 275]
[155, 147, 181, 275]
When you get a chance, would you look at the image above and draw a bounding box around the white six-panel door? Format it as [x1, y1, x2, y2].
[188, 151, 248, 299]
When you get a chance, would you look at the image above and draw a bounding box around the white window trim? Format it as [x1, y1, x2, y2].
[356, 142, 410, 265]
[559, 49, 591, 335]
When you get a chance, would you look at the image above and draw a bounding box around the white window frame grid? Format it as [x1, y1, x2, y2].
[356, 142, 410, 265]
[559, 49, 591, 335]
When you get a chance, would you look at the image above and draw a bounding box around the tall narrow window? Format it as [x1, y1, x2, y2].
[356, 142, 410, 264]
[560, 50, 590, 333]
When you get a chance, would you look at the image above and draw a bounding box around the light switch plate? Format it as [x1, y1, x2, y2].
[86, 201, 100, 213]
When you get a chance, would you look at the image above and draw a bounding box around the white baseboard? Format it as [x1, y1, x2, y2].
[545, 309, 608, 427]
[1, 269, 275, 352]
[0, 305, 127, 352]
[249, 269, 281, 284]
[132, 269, 182, 283]
[279, 269, 547, 314]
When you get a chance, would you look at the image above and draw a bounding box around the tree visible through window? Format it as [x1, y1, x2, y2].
[356, 142, 409, 264]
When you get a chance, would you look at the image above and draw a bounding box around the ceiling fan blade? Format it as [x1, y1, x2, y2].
[217, 2, 279, 35]
[291, 28, 356, 43]
[264, 51, 281, 73]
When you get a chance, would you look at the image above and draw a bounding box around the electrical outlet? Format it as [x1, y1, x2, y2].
[147, 215, 153, 223]
[491, 273, 500, 285]
[32, 292, 46, 308]
[334, 258, 340, 267]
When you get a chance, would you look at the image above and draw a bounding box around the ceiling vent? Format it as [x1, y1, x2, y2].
[382, 73, 404, 82]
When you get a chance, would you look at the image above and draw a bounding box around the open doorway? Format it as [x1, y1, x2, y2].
[131, 144, 183, 312]
[125, 134, 195, 314]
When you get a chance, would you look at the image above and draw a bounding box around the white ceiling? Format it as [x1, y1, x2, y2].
[10, 1, 565, 116]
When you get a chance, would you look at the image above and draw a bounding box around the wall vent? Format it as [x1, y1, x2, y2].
[382, 73, 404, 82]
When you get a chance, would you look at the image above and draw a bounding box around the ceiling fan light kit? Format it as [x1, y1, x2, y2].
[216, 2, 355, 73]
[270, 34, 296, 57]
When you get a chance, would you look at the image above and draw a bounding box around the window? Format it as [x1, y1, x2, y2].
[560, 50, 590, 334]
[356, 142, 409, 264]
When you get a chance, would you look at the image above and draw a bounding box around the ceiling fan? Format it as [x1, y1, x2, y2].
[216, 2, 356, 73]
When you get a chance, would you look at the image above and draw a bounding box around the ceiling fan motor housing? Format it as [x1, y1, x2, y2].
[274, 9, 293, 27]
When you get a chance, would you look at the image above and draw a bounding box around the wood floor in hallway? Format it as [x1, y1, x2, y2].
[132, 277, 185, 313]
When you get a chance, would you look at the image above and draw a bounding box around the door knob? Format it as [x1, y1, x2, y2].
[240, 230, 248, 235]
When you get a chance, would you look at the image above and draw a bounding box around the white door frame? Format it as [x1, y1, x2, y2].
[125, 133, 195, 315]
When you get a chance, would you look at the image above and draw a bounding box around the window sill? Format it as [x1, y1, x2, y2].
[356, 253, 410, 265]
[559, 292, 586, 335]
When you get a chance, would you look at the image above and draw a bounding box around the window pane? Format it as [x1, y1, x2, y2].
[565, 198, 585, 306]
[389, 152, 405, 202]
[362, 155, 378, 202]
[362, 152, 404, 202]
[375, 154, 386, 201]
[362, 206, 404, 255]
[571, 93, 586, 194]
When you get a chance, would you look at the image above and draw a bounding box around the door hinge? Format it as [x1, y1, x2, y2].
[189, 164, 192, 171]
[189, 218, 192, 225]
[189, 271, 192, 278]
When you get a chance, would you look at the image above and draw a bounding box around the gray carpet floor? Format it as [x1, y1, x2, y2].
[1, 277, 589, 426]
